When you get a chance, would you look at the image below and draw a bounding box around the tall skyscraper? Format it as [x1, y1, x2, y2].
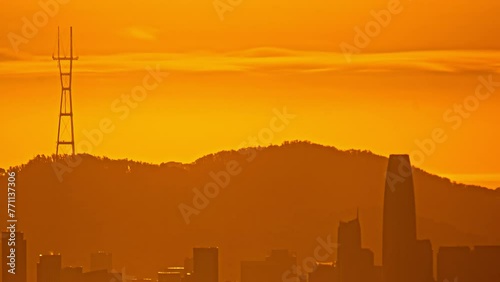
[336, 213, 376, 282]
[382, 154, 417, 282]
[91, 252, 112, 272]
[193, 247, 218, 282]
[37, 254, 62, 282]
[337, 215, 361, 282]
[2, 232, 27, 282]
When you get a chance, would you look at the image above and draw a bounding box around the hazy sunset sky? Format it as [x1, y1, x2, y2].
[1, 0, 499, 188]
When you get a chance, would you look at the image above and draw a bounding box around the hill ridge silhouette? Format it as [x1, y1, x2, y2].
[3, 140, 497, 193]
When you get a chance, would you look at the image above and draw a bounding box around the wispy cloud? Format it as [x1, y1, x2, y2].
[1, 48, 499, 76]
[121, 26, 159, 41]
[0, 48, 33, 62]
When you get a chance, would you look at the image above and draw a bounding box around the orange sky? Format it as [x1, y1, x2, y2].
[0, 0, 499, 188]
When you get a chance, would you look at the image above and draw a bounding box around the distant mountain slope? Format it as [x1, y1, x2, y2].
[1, 141, 499, 282]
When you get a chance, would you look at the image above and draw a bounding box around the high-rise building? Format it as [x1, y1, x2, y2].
[337, 216, 361, 282]
[372, 266, 384, 282]
[2, 232, 27, 282]
[308, 262, 336, 282]
[37, 254, 62, 282]
[91, 252, 112, 272]
[437, 246, 471, 282]
[336, 213, 377, 282]
[193, 247, 218, 282]
[382, 154, 418, 282]
[438, 245, 500, 282]
[470, 246, 500, 282]
[416, 240, 433, 282]
[359, 248, 375, 282]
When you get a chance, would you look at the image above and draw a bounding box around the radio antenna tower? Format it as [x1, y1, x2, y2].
[53, 26, 79, 155]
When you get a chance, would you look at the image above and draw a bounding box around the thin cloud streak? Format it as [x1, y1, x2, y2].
[1, 48, 500, 76]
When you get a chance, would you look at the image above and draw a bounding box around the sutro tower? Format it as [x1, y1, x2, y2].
[53, 27, 78, 155]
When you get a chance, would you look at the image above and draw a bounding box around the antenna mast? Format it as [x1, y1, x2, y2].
[53, 26, 79, 155]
